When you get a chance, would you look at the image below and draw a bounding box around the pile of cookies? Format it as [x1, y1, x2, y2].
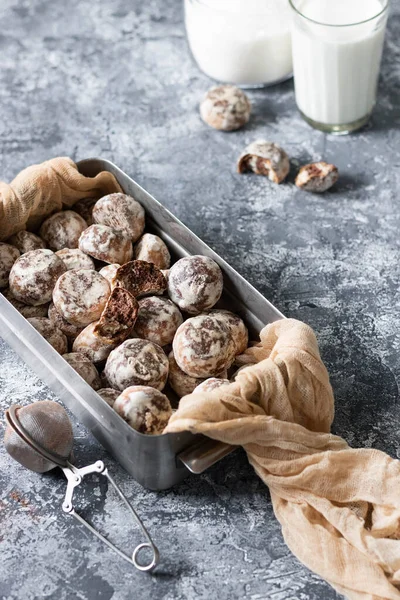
[0, 193, 248, 436]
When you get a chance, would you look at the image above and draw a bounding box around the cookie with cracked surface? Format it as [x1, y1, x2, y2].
[7, 231, 46, 254]
[27, 317, 68, 354]
[105, 338, 169, 392]
[237, 141, 290, 184]
[79, 224, 133, 265]
[135, 296, 183, 347]
[9, 249, 67, 306]
[134, 234, 170, 270]
[0, 242, 20, 289]
[92, 193, 145, 242]
[53, 269, 110, 326]
[295, 162, 338, 193]
[173, 314, 235, 378]
[114, 386, 172, 434]
[39, 210, 88, 251]
[167, 255, 223, 315]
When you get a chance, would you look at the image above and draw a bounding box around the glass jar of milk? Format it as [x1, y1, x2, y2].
[184, 0, 293, 88]
[290, 0, 389, 134]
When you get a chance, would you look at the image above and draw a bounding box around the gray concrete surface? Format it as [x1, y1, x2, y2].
[1, 0, 400, 598]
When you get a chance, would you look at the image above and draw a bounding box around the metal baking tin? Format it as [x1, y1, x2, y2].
[0, 158, 284, 490]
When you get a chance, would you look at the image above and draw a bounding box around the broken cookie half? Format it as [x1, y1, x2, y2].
[114, 260, 167, 298]
[295, 162, 339, 193]
[237, 140, 290, 184]
[94, 287, 138, 340]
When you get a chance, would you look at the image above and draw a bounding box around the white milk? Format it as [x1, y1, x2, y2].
[184, 0, 293, 87]
[291, 0, 388, 128]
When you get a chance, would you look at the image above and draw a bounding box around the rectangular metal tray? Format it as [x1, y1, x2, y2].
[0, 158, 284, 490]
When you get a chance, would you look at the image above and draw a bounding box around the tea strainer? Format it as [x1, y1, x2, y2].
[4, 400, 159, 572]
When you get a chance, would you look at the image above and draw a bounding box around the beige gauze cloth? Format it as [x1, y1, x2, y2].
[165, 319, 400, 600]
[0, 157, 122, 240]
[2, 159, 400, 599]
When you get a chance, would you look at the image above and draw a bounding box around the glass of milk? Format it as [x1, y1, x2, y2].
[184, 0, 293, 88]
[289, 0, 389, 134]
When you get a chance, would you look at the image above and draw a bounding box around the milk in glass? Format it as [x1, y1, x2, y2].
[290, 0, 388, 132]
[185, 0, 293, 87]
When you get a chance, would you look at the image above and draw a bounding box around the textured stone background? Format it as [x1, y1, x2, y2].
[1, 0, 400, 598]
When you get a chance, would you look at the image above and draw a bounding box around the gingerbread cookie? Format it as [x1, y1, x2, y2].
[72, 322, 120, 364]
[99, 264, 120, 287]
[55, 248, 95, 271]
[113, 386, 172, 434]
[173, 314, 235, 378]
[0, 243, 20, 289]
[9, 249, 67, 306]
[193, 378, 230, 393]
[79, 224, 133, 265]
[39, 210, 88, 251]
[134, 234, 170, 270]
[105, 338, 169, 392]
[167, 351, 227, 398]
[167, 255, 223, 315]
[92, 193, 145, 242]
[53, 269, 110, 326]
[206, 309, 248, 355]
[135, 296, 183, 347]
[27, 317, 68, 354]
[48, 303, 84, 341]
[62, 352, 101, 390]
[7, 231, 46, 254]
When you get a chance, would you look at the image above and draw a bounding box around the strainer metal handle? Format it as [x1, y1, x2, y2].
[62, 460, 159, 572]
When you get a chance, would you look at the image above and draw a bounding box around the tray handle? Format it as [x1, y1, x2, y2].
[177, 438, 236, 474]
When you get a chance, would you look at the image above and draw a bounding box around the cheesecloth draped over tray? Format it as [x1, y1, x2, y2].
[1, 159, 400, 599]
[166, 319, 400, 600]
[0, 157, 121, 240]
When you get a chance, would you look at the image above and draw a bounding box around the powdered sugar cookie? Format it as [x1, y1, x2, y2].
[62, 352, 101, 390]
[92, 193, 145, 242]
[105, 338, 169, 392]
[79, 224, 133, 265]
[135, 296, 183, 346]
[72, 321, 120, 364]
[40, 210, 88, 251]
[134, 234, 170, 270]
[56, 248, 95, 271]
[27, 317, 68, 354]
[7, 231, 46, 254]
[9, 249, 66, 306]
[0, 243, 20, 289]
[53, 269, 110, 326]
[114, 386, 172, 434]
[173, 314, 235, 378]
[167, 255, 223, 315]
